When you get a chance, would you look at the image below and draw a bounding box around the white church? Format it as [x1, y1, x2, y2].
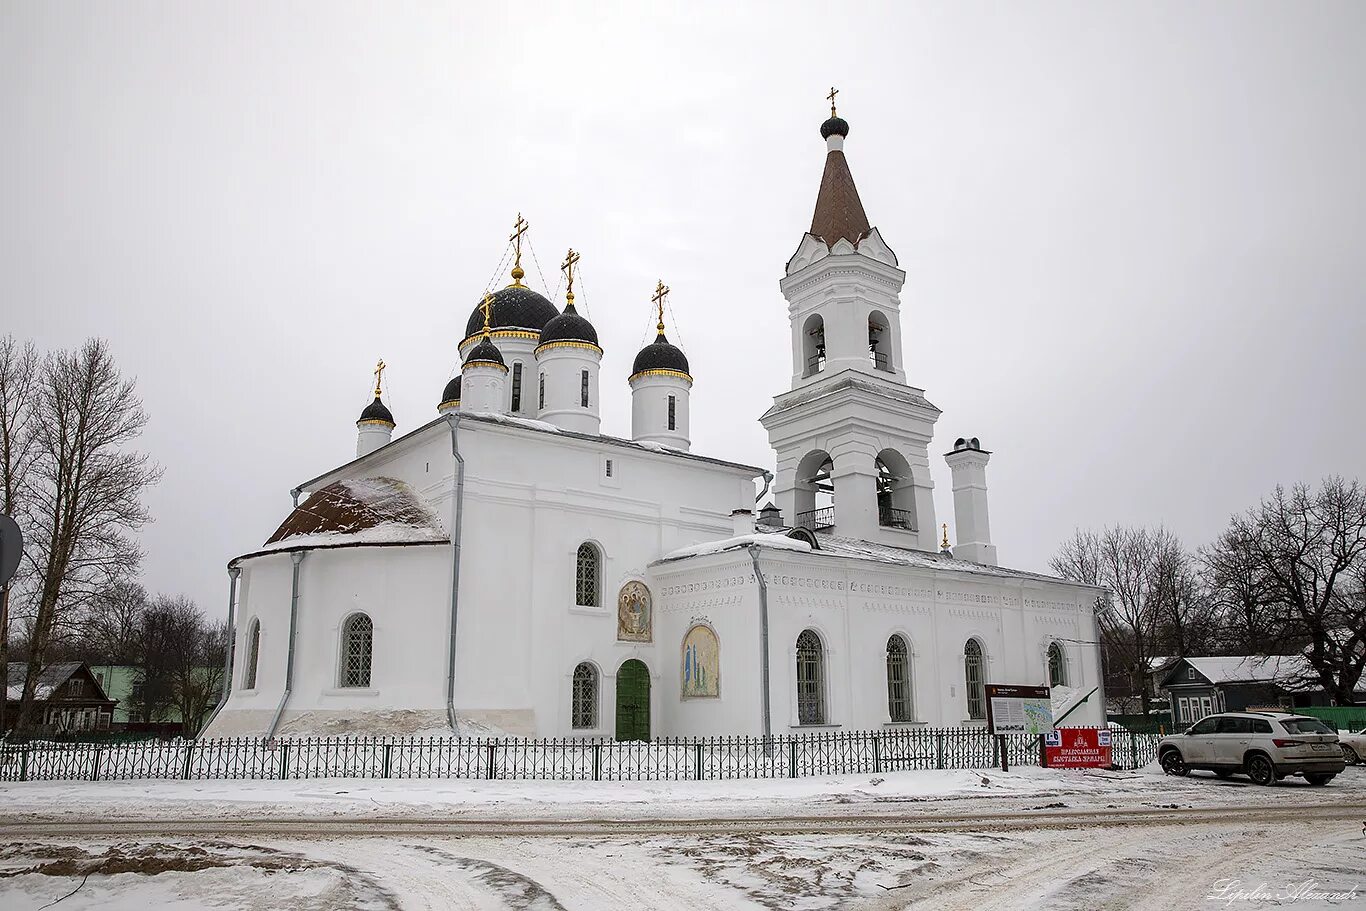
[205, 99, 1107, 740]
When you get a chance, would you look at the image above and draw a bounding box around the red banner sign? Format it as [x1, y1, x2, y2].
[1044, 728, 1112, 768]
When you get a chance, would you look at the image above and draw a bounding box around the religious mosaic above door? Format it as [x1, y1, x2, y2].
[616, 580, 652, 642]
[681, 624, 719, 698]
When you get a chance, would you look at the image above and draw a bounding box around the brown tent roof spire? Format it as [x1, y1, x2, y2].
[810, 105, 870, 249]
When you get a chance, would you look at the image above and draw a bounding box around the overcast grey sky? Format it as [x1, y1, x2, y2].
[3, 1, 1363, 615]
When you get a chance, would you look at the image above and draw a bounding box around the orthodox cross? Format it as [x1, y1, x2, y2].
[651, 279, 670, 332]
[827, 85, 839, 116]
[373, 359, 386, 397]
[941, 523, 950, 550]
[509, 213, 529, 284]
[480, 292, 495, 336]
[561, 247, 580, 301]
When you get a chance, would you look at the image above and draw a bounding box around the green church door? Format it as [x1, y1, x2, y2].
[615, 659, 651, 742]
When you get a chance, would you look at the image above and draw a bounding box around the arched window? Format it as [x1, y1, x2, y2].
[886, 635, 912, 722]
[571, 662, 598, 729]
[794, 449, 835, 532]
[802, 314, 826, 376]
[964, 638, 986, 720]
[1047, 642, 1067, 688]
[575, 542, 601, 607]
[340, 613, 373, 688]
[868, 310, 892, 371]
[796, 629, 826, 725]
[243, 619, 260, 690]
[875, 449, 917, 531]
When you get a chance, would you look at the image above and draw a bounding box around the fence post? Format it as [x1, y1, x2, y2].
[936, 731, 944, 770]
[1130, 730, 1139, 770]
[1039, 734, 1047, 768]
[998, 734, 1009, 772]
[182, 741, 196, 780]
[486, 742, 496, 780]
[20, 744, 29, 782]
[91, 746, 102, 782]
[872, 734, 882, 774]
[788, 738, 798, 779]
[382, 743, 392, 779]
[592, 742, 601, 782]
[278, 742, 290, 780]
[694, 742, 703, 781]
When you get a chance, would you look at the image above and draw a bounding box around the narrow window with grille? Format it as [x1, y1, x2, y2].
[964, 639, 985, 720]
[886, 635, 912, 722]
[575, 542, 601, 607]
[580, 370, 589, 407]
[244, 619, 261, 689]
[796, 629, 826, 725]
[538, 373, 545, 410]
[511, 362, 523, 412]
[667, 394, 676, 430]
[341, 613, 373, 688]
[571, 662, 598, 729]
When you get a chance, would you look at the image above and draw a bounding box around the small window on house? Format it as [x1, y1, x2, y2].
[340, 613, 373, 688]
[244, 619, 261, 689]
[575, 542, 601, 607]
[604, 459, 613, 478]
[571, 662, 598, 729]
[580, 369, 589, 407]
[69, 679, 85, 696]
[667, 394, 676, 431]
[1187, 667, 1198, 681]
[539, 373, 545, 410]
[511, 362, 523, 412]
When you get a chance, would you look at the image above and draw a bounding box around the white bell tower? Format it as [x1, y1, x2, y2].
[760, 92, 940, 550]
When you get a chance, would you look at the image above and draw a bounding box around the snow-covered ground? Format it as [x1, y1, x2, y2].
[2, 764, 1364, 909]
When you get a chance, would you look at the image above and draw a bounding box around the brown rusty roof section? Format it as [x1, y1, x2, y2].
[265, 477, 442, 544]
[809, 149, 871, 248]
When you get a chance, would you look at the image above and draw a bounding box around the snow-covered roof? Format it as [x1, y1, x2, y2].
[237, 477, 448, 562]
[657, 526, 1103, 589]
[5, 662, 109, 703]
[1180, 655, 1316, 688]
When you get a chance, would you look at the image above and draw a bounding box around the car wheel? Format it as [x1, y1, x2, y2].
[1304, 773, 1335, 786]
[1342, 745, 1359, 765]
[1160, 749, 1188, 777]
[1246, 753, 1276, 786]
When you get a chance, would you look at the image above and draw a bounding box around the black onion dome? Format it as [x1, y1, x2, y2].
[538, 302, 599, 347]
[440, 374, 462, 404]
[464, 286, 560, 338]
[631, 331, 690, 378]
[820, 116, 849, 139]
[464, 335, 505, 367]
[358, 396, 394, 425]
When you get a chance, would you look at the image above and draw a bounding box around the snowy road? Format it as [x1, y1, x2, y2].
[2, 765, 1364, 909]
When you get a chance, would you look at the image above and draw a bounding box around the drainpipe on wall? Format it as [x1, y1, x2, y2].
[200, 564, 241, 737]
[265, 550, 306, 739]
[747, 545, 772, 742]
[444, 413, 467, 735]
[755, 470, 774, 506]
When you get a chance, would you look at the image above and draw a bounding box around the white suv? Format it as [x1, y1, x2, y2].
[1158, 712, 1345, 786]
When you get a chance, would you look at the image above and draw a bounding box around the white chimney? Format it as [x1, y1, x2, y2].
[944, 437, 997, 566]
[731, 508, 756, 537]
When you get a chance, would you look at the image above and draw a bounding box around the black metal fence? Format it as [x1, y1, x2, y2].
[0, 727, 1163, 784]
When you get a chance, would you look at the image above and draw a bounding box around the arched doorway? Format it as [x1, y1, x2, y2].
[615, 659, 651, 741]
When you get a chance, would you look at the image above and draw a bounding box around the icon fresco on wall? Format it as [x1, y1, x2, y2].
[617, 580, 652, 642]
[681, 625, 720, 698]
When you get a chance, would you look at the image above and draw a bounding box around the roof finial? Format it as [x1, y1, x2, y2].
[651, 279, 670, 334]
[827, 85, 839, 117]
[373, 358, 386, 398]
[941, 523, 950, 551]
[480, 292, 495, 338]
[561, 248, 580, 308]
[509, 213, 529, 287]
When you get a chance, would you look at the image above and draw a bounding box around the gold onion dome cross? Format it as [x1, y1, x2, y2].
[561, 247, 580, 306]
[373, 359, 386, 397]
[508, 213, 529, 286]
[651, 279, 670, 333]
[480, 292, 495, 338]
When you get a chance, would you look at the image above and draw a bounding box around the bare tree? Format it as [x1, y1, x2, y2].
[0, 336, 39, 733]
[1051, 525, 1189, 714]
[1222, 478, 1366, 703]
[132, 595, 225, 736]
[81, 581, 150, 665]
[1201, 525, 1285, 654]
[14, 340, 161, 731]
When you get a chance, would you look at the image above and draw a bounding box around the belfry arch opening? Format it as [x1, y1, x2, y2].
[794, 449, 835, 531]
[802, 314, 826, 377]
[868, 310, 892, 372]
[875, 449, 917, 531]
